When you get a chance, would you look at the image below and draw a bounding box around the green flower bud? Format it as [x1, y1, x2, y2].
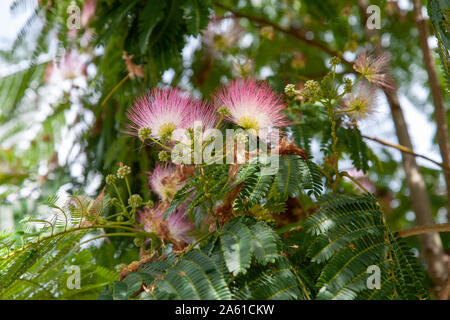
[158, 151, 170, 162]
[117, 165, 131, 179]
[329, 56, 341, 66]
[110, 197, 120, 208]
[217, 106, 230, 117]
[343, 77, 353, 93]
[128, 194, 143, 209]
[303, 80, 322, 102]
[138, 127, 152, 142]
[144, 200, 155, 209]
[105, 174, 116, 185]
[284, 83, 299, 97]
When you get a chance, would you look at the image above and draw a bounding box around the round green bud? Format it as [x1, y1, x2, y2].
[105, 174, 116, 185]
[128, 194, 143, 209]
[158, 151, 170, 162]
[138, 127, 152, 142]
[284, 83, 297, 97]
[144, 200, 155, 209]
[217, 106, 230, 117]
[116, 215, 124, 222]
[117, 165, 131, 179]
[329, 56, 341, 66]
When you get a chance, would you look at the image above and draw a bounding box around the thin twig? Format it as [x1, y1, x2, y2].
[101, 74, 130, 107]
[213, 2, 353, 66]
[362, 135, 450, 172]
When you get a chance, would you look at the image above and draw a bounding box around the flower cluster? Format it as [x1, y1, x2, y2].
[127, 79, 288, 143]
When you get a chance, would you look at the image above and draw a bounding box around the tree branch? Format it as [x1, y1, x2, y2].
[397, 223, 450, 238]
[362, 135, 450, 172]
[213, 2, 353, 66]
[412, 0, 450, 219]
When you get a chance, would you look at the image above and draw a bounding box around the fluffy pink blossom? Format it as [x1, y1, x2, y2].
[353, 51, 396, 90]
[346, 168, 375, 193]
[184, 99, 219, 131]
[137, 203, 194, 245]
[203, 17, 244, 51]
[44, 50, 87, 83]
[127, 88, 191, 141]
[148, 164, 182, 201]
[81, 0, 96, 28]
[215, 79, 288, 131]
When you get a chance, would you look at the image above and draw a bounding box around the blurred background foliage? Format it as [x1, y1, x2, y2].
[0, 0, 449, 290]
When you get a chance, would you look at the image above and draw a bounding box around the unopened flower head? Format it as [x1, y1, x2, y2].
[343, 78, 353, 93]
[148, 164, 181, 201]
[217, 106, 230, 117]
[158, 151, 170, 162]
[302, 80, 322, 102]
[284, 83, 300, 97]
[215, 79, 288, 131]
[329, 56, 341, 66]
[105, 174, 116, 185]
[353, 51, 396, 90]
[128, 194, 143, 208]
[117, 164, 131, 179]
[137, 127, 152, 142]
[342, 83, 376, 120]
[126, 88, 191, 141]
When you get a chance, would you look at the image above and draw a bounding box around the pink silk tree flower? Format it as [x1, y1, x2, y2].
[126, 88, 191, 142]
[341, 83, 376, 120]
[148, 164, 182, 201]
[184, 99, 220, 132]
[137, 203, 194, 246]
[353, 51, 396, 90]
[165, 206, 195, 245]
[44, 50, 87, 83]
[215, 79, 288, 131]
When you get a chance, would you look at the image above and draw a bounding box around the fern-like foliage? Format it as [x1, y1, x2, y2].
[106, 216, 309, 300]
[428, 0, 450, 87]
[298, 194, 429, 300]
[0, 194, 118, 299]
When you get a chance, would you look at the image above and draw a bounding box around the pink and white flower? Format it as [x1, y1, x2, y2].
[44, 50, 87, 83]
[148, 164, 181, 201]
[341, 83, 377, 120]
[126, 88, 191, 141]
[184, 99, 220, 132]
[137, 203, 194, 245]
[215, 79, 288, 131]
[353, 51, 396, 90]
